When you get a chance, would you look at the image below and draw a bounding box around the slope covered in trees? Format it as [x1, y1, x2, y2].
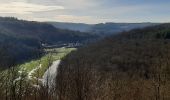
[57, 24, 170, 100]
[0, 17, 97, 69]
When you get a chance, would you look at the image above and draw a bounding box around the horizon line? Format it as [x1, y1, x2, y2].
[0, 16, 169, 24]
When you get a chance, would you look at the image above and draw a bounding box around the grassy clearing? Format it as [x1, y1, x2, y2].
[20, 47, 76, 78]
[0, 47, 76, 82]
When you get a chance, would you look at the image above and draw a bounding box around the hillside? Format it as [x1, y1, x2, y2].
[57, 24, 170, 100]
[90, 22, 159, 35]
[48, 22, 92, 32]
[0, 17, 97, 69]
[49, 22, 158, 36]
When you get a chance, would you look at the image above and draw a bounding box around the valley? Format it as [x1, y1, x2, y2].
[0, 0, 169, 100]
[0, 17, 170, 100]
[0, 17, 97, 69]
[0, 47, 76, 92]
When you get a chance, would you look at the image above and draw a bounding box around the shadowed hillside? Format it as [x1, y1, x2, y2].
[0, 17, 97, 69]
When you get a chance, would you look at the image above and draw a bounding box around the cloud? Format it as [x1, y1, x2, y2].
[0, 0, 170, 23]
[0, 1, 64, 14]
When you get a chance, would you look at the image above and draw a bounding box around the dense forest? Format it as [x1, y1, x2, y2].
[57, 23, 170, 100]
[0, 17, 97, 69]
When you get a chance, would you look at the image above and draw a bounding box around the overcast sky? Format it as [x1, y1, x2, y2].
[0, 0, 169, 24]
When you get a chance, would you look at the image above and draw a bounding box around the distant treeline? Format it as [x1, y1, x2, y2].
[50, 22, 158, 36]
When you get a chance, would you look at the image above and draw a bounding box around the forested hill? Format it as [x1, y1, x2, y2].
[0, 17, 96, 44]
[60, 23, 170, 76]
[57, 23, 170, 99]
[0, 17, 96, 69]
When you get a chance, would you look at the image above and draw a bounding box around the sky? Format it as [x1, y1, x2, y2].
[0, 0, 169, 24]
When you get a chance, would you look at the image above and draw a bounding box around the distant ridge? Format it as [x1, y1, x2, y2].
[48, 22, 93, 32]
[48, 22, 159, 36]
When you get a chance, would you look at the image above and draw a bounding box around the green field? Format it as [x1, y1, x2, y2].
[0, 47, 76, 83]
[19, 47, 76, 78]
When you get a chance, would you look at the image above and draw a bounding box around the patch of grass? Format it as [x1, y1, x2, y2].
[19, 47, 76, 78]
[0, 47, 76, 85]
